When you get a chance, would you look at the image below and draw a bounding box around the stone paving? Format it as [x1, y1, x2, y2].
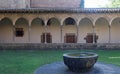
[35, 62, 120, 74]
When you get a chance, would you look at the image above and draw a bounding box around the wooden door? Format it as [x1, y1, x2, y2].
[41, 33, 45, 43]
[41, 33, 52, 43]
[46, 33, 52, 43]
[65, 34, 76, 43]
[86, 34, 93, 43]
[85, 33, 98, 43]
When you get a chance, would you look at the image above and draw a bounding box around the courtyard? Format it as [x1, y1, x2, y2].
[0, 49, 120, 74]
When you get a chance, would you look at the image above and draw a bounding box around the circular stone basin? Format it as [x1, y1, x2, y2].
[63, 52, 98, 72]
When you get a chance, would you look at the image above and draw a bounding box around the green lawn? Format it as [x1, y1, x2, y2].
[0, 49, 120, 74]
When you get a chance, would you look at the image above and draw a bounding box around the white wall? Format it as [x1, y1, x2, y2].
[0, 0, 27, 8]
[78, 18, 93, 43]
[31, 0, 81, 8]
[0, 22, 13, 43]
[95, 18, 109, 43]
[31, 24, 44, 43]
[111, 18, 120, 43]
[62, 25, 77, 43]
[15, 19, 29, 43]
[48, 24, 61, 43]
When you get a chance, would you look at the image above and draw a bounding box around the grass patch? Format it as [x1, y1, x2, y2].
[0, 49, 120, 74]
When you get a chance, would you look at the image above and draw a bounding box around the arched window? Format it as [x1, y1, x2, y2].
[64, 17, 76, 25]
[31, 18, 44, 26]
[47, 18, 60, 26]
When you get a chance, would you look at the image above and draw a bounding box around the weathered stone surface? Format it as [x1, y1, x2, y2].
[31, 0, 81, 8]
[0, 0, 30, 8]
[0, 0, 82, 8]
[63, 52, 98, 72]
[0, 43, 120, 50]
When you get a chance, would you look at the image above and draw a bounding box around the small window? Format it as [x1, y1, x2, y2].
[15, 28, 24, 37]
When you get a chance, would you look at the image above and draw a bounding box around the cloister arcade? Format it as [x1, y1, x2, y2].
[0, 10, 120, 44]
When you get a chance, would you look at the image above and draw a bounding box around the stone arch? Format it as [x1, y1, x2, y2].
[95, 16, 110, 25]
[111, 17, 120, 43]
[14, 17, 29, 43]
[31, 17, 45, 26]
[79, 17, 94, 25]
[79, 17, 93, 26]
[95, 17, 109, 43]
[109, 17, 119, 25]
[0, 17, 13, 43]
[63, 17, 76, 26]
[1, 17, 13, 25]
[31, 17, 45, 43]
[15, 17, 29, 25]
[78, 17, 93, 43]
[47, 17, 60, 26]
[62, 17, 77, 43]
[47, 17, 61, 43]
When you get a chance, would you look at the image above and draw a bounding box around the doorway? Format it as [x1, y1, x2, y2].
[65, 33, 76, 43]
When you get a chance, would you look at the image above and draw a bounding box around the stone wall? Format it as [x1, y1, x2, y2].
[0, 0, 30, 8]
[0, 0, 81, 8]
[30, 0, 81, 8]
[0, 43, 120, 50]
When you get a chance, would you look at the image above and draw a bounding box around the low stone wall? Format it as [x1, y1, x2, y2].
[0, 43, 120, 50]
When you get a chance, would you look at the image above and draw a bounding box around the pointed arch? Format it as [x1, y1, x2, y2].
[95, 17, 109, 26]
[14, 17, 29, 43]
[15, 17, 29, 26]
[47, 17, 61, 43]
[31, 17, 45, 26]
[1, 17, 13, 25]
[79, 17, 93, 25]
[63, 17, 76, 25]
[95, 17, 109, 43]
[111, 17, 120, 43]
[0, 17, 13, 43]
[31, 17, 45, 43]
[62, 17, 77, 43]
[47, 17, 60, 26]
[78, 17, 93, 43]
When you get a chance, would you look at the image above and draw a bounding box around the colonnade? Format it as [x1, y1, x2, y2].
[0, 13, 120, 43]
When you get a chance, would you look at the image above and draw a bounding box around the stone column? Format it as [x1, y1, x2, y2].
[108, 25, 111, 43]
[93, 26, 95, 44]
[60, 25, 63, 43]
[12, 25, 15, 42]
[76, 25, 79, 43]
[44, 21, 47, 44]
[28, 25, 31, 42]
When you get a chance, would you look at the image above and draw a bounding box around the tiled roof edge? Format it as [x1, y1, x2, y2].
[0, 8, 120, 13]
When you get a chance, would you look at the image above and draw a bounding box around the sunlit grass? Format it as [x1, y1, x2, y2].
[0, 49, 120, 74]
